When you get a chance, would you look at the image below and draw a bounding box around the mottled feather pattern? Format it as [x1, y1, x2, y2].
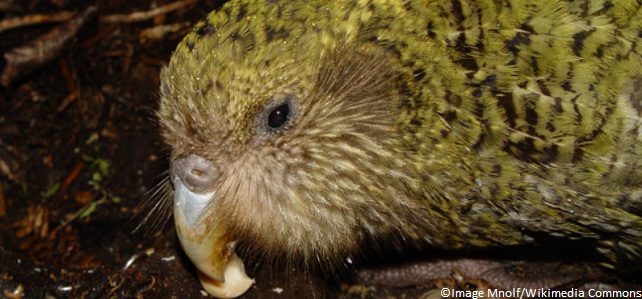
[159, 0, 642, 269]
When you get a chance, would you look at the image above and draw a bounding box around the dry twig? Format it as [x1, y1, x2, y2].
[0, 0, 199, 86]
[0, 0, 198, 33]
[139, 22, 190, 41]
[100, 0, 197, 23]
[60, 161, 86, 194]
[0, 11, 75, 34]
[1, 6, 97, 86]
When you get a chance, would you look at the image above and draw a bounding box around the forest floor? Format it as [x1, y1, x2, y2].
[0, 1, 640, 298]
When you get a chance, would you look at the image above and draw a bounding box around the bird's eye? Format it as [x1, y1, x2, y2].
[267, 102, 290, 129]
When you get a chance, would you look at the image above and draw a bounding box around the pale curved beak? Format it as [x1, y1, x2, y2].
[173, 176, 254, 298]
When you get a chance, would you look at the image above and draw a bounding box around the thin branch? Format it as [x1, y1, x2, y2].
[1, 7, 97, 87]
[99, 0, 198, 23]
[0, 12, 75, 34]
[0, 0, 198, 34]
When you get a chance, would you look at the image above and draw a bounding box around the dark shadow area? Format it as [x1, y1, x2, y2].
[1, 1, 641, 298]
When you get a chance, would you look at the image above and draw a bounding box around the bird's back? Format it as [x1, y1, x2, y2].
[378, 0, 642, 264]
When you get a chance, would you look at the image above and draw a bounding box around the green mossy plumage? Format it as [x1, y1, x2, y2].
[159, 0, 642, 269]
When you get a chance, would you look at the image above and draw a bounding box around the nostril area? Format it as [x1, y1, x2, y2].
[172, 154, 218, 194]
[190, 169, 206, 178]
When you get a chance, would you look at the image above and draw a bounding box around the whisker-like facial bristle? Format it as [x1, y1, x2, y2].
[132, 172, 174, 235]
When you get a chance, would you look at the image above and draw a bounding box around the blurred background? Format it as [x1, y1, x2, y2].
[1, 1, 640, 298]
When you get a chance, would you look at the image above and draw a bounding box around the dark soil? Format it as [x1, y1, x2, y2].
[0, 1, 232, 298]
[0, 1, 640, 299]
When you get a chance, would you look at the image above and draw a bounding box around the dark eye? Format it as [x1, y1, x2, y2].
[267, 102, 290, 129]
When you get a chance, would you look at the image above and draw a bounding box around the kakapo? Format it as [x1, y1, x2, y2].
[157, 0, 642, 297]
